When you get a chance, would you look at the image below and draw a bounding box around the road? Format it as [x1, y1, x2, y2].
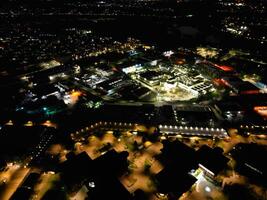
[0, 165, 30, 200]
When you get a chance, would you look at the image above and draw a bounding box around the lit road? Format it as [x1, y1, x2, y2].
[0, 165, 30, 200]
[69, 185, 88, 200]
[0, 164, 20, 184]
[31, 172, 59, 200]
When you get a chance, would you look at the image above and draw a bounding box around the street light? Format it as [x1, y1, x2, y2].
[205, 186, 211, 193]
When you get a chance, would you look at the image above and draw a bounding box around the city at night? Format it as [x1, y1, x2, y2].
[0, 0, 266, 200]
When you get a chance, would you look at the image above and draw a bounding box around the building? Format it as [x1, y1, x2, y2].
[230, 143, 267, 185]
[214, 102, 245, 122]
[137, 71, 163, 86]
[156, 167, 197, 199]
[221, 77, 259, 94]
[197, 145, 229, 178]
[59, 151, 93, 190]
[196, 61, 235, 79]
[156, 140, 198, 198]
[58, 150, 131, 200]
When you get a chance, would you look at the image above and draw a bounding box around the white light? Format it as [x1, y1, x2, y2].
[163, 50, 174, 57]
[160, 136, 166, 140]
[158, 193, 166, 197]
[88, 181, 95, 188]
[205, 186, 211, 193]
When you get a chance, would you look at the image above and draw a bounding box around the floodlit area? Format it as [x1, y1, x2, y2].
[181, 170, 227, 200]
[129, 62, 214, 102]
[74, 131, 164, 193]
[156, 88, 197, 102]
[39, 60, 61, 69]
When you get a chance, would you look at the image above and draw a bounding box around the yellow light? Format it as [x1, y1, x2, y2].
[144, 141, 152, 148]
[25, 121, 33, 126]
[71, 91, 82, 97]
[6, 120, 13, 125]
[42, 120, 57, 128]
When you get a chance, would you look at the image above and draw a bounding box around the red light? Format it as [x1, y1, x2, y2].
[220, 79, 231, 87]
[241, 90, 259, 95]
[213, 78, 226, 86]
[214, 64, 234, 72]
